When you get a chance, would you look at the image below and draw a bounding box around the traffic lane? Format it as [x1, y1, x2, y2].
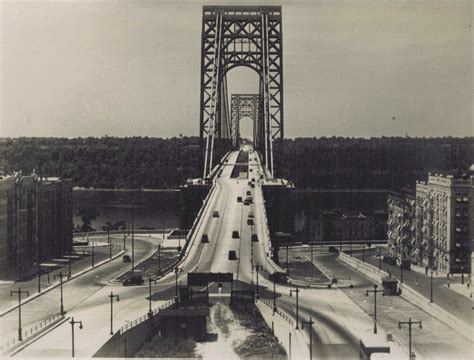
[352, 251, 472, 322]
[210, 179, 243, 274]
[312, 253, 373, 288]
[193, 182, 230, 273]
[277, 294, 360, 359]
[1, 237, 154, 341]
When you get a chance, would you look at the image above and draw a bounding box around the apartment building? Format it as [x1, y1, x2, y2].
[0, 174, 73, 277]
[388, 173, 472, 274]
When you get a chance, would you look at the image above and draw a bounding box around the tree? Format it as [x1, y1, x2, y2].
[78, 207, 100, 232]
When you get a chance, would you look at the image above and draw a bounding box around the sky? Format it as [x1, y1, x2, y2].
[0, 0, 472, 138]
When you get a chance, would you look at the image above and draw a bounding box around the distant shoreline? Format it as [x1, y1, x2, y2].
[73, 187, 180, 192]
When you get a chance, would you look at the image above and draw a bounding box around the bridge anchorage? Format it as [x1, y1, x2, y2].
[199, 5, 283, 179]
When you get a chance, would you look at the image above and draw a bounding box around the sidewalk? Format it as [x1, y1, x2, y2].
[308, 251, 472, 359]
[0, 238, 120, 313]
[351, 249, 472, 325]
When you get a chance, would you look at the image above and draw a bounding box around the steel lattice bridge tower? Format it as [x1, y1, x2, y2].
[199, 5, 283, 178]
[231, 94, 260, 149]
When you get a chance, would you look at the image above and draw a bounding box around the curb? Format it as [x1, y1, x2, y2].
[337, 252, 473, 342]
[7, 316, 70, 357]
[0, 251, 124, 317]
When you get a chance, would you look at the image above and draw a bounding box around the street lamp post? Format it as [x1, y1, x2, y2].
[109, 292, 120, 335]
[289, 286, 300, 329]
[148, 277, 156, 317]
[123, 230, 127, 250]
[109, 242, 112, 259]
[273, 276, 277, 314]
[10, 288, 29, 341]
[174, 267, 182, 297]
[286, 245, 289, 272]
[378, 247, 382, 270]
[301, 317, 314, 359]
[68, 257, 72, 278]
[155, 245, 162, 270]
[54, 272, 67, 315]
[398, 317, 422, 360]
[365, 284, 384, 334]
[430, 269, 434, 303]
[91, 242, 95, 267]
[131, 208, 135, 272]
[253, 264, 263, 298]
[69, 317, 83, 358]
[162, 221, 165, 240]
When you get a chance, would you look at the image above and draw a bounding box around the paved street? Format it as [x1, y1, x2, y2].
[0, 235, 157, 351]
[297, 248, 473, 359]
[351, 247, 473, 326]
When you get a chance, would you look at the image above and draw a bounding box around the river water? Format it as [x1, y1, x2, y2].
[73, 189, 389, 231]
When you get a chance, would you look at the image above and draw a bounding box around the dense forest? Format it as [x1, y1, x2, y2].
[0, 136, 472, 190]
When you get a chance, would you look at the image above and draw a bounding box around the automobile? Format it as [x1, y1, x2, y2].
[232, 230, 240, 239]
[250, 183, 255, 188]
[122, 255, 131, 262]
[243, 199, 250, 206]
[228, 250, 237, 260]
[251, 234, 259, 242]
[247, 218, 254, 225]
[122, 275, 144, 286]
[248, 181, 252, 186]
[246, 190, 251, 196]
[248, 212, 254, 218]
[245, 196, 253, 204]
[249, 168, 253, 172]
[201, 234, 209, 243]
[213, 210, 220, 218]
[251, 178, 255, 182]
[237, 196, 243, 202]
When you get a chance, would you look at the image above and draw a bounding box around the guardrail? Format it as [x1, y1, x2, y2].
[119, 298, 176, 335]
[256, 297, 294, 327]
[255, 181, 286, 275]
[1, 312, 64, 353]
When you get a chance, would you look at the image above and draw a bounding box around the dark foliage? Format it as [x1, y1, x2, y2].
[280, 137, 473, 189]
[0, 136, 472, 190]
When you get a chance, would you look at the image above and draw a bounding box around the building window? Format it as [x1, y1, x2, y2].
[455, 209, 461, 218]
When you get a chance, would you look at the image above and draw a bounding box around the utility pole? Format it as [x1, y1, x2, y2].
[156, 245, 162, 270]
[273, 276, 277, 314]
[10, 288, 29, 341]
[301, 317, 314, 359]
[253, 264, 263, 298]
[174, 267, 182, 297]
[378, 247, 382, 270]
[430, 269, 434, 303]
[68, 257, 72, 278]
[399, 317, 422, 360]
[131, 205, 135, 272]
[109, 292, 120, 335]
[91, 242, 95, 267]
[35, 234, 41, 293]
[365, 284, 384, 334]
[54, 272, 67, 315]
[109, 242, 112, 259]
[123, 229, 126, 250]
[69, 317, 83, 358]
[289, 286, 300, 329]
[148, 276, 156, 317]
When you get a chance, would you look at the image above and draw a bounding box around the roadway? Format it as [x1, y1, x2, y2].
[8, 147, 404, 358]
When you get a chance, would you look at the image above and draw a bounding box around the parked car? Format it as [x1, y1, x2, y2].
[237, 196, 242, 202]
[213, 210, 220, 218]
[251, 234, 259, 242]
[122, 255, 131, 262]
[248, 212, 254, 218]
[228, 250, 237, 260]
[122, 275, 144, 286]
[201, 234, 209, 243]
[246, 190, 251, 196]
[251, 183, 255, 188]
[247, 218, 254, 225]
[232, 230, 240, 239]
